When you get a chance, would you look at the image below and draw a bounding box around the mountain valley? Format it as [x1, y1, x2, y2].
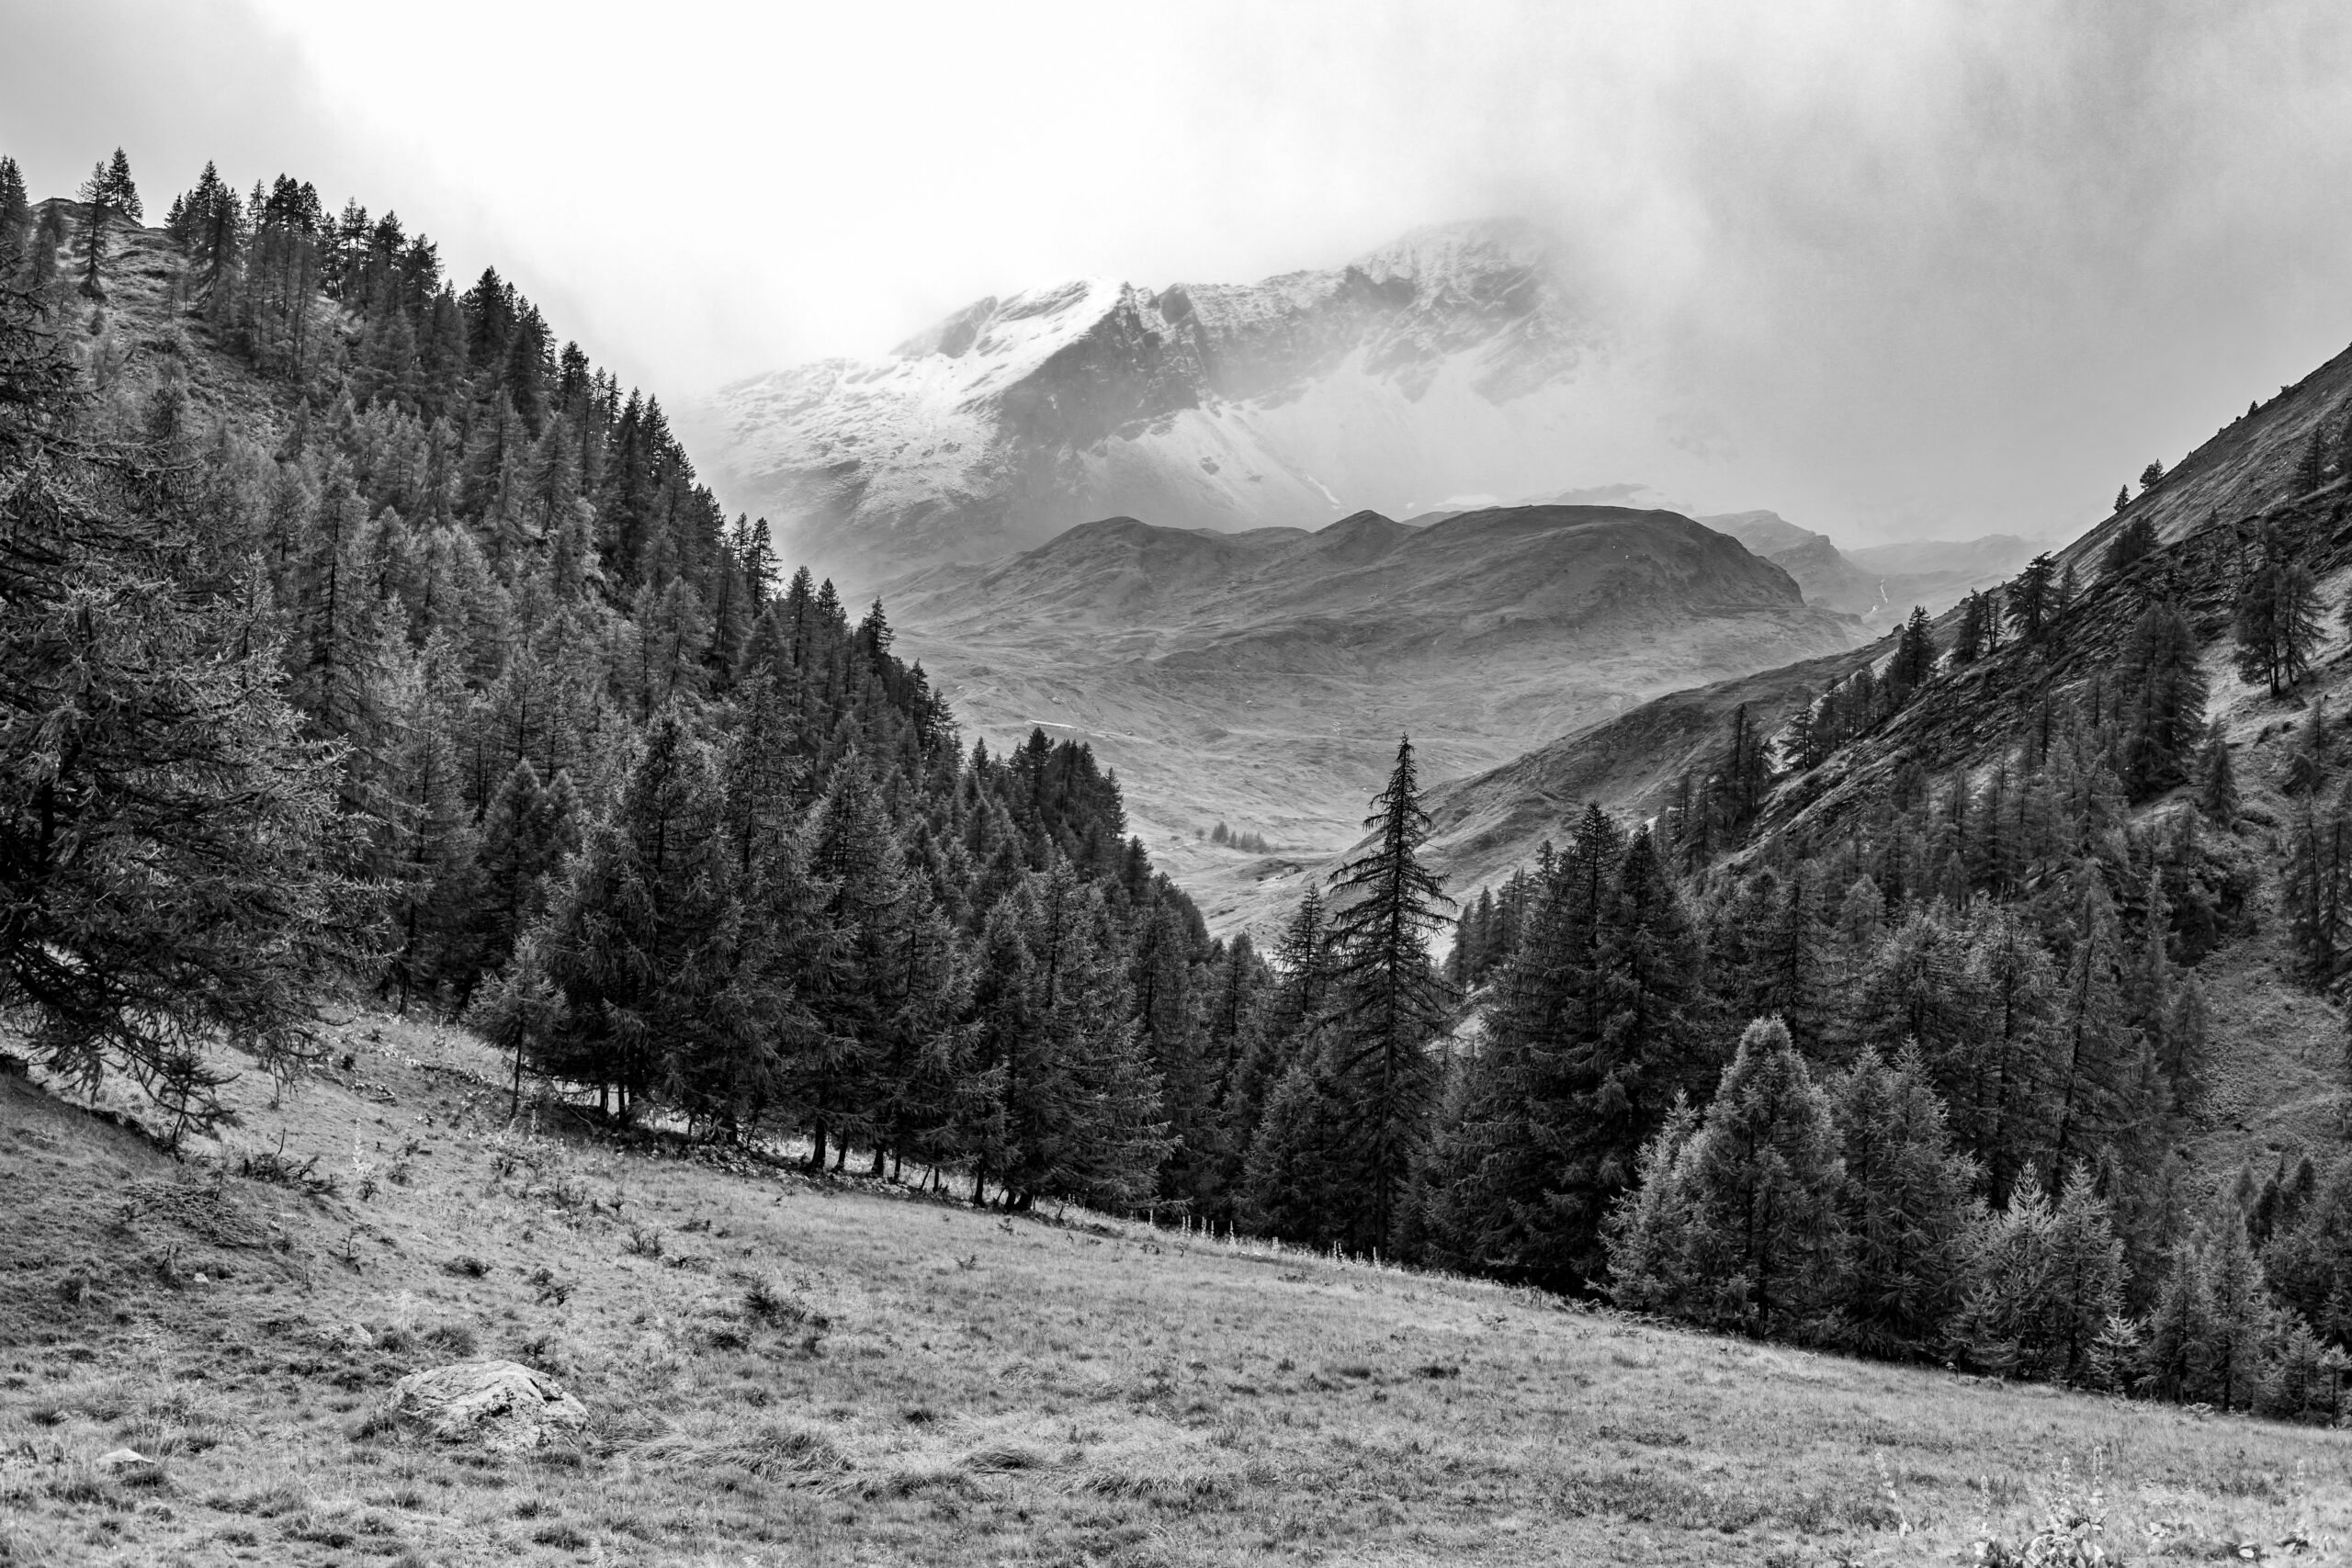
[882, 503, 1858, 931]
[1702, 510, 2039, 630]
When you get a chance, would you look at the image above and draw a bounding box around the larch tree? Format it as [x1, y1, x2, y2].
[1606, 1015, 1849, 1339]
[1951, 1166, 2129, 1385]
[1830, 1043, 1981, 1358]
[2117, 601, 2209, 801]
[2006, 554, 2058, 640]
[1320, 735, 1456, 1254]
[0, 276, 348, 1144]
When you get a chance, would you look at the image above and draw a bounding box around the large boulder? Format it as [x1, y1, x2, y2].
[382, 1359, 586, 1452]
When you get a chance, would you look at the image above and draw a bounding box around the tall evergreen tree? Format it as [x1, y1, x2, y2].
[1319, 736, 1456, 1252]
[0, 276, 346, 1142]
[1606, 1016, 1849, 1339]
[2047, 868, 2140, 1187]
[1951, 1167, 2129, 1385]
[0, 156, 29, 271]
[2116, 600, 2208, 801]
[1890, 606, 1939, 697]
[1830, 1043, 1981, 1358]
[2006, 554, 2059, 640]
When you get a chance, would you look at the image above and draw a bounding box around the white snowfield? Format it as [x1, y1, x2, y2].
[687, 220, 1709, 581]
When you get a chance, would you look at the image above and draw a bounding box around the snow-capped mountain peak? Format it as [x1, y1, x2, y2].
[689, 220, 1629, 585]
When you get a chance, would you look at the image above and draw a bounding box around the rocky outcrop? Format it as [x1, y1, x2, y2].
[382, 1360, 587, 1452]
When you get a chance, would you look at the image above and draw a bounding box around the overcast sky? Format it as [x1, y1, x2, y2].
[6, 0, 2352, 545]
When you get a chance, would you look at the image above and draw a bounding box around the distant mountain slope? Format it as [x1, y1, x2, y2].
[886, 504, 1858, 931]
[1410, 638, 1890, 901]
[1414, 329, 2352, 912]
[1702, 510, 2038, 628]
[692, 221, 1709, 587]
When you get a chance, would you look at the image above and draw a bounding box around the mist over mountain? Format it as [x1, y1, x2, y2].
[689, 221, 1727, 587]
[1702, 510, 2040, 629]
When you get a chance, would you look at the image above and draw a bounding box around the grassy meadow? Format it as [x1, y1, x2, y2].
[4, 1013, 2350, 1567]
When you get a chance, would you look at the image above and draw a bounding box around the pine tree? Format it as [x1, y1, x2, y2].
[1605, 1016, 1849, 1338]
[2116, 601, 2208, 801]
[1890, 605, 1939, 697]
[2048, 867, 2138, 1187]
[2234, 531, 2322, 695]
[1252, 887, 1330, 1092]
[2147, 1207, 2281, 1410]
[102, 149, 141, 221]
[1243, 1044, 1355, 1247]
[1320, 736, 1455, 1252]
[2283, 785, 2352, 987]
[471, 759, 571, 998]
[1951, 1166, 2128, 1385]
[797, 756, 910, 1171]
[1830, 1043, 1981, 1358]
[2298, 425, 2330, 495]
[376, 632, 481, 1015]
[2006, 555, 2058, 640]
[2105, 515, 2158, 576]
[0, 156, 28, 271]
[1962, 905, 2059, 1203]
[0, 277, 348, 1143]
[525, 711, 751, 1124]
[1951, 591, 1989, 666]
[973, 859, 1166, 1211]
[74, 159, 118, 299]
[1713, 703, 1772, 830]
[1424, 809, 1620, 1285]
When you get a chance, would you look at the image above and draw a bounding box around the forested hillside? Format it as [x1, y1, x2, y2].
[1388, 332, 2352, 1421]
[0, 150, 1315, 1219]
[18, 141, 2352, 1434]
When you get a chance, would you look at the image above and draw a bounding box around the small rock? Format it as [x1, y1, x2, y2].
[95, 1448, 151, 1471]
[381, 1359, 587, 1452]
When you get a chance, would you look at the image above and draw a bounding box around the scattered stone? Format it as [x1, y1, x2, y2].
[95, 1448, 150, 1470]
[381, 1359, 587, 1452]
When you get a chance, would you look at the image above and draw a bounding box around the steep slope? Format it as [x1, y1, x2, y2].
[1412, 637, 1891, 901]
[1757, 338, 2352, 852]
[692, 221, 1702, 586]
[1702, 510, 2038, 628]
[885, 504, 1858, 931]
[1395, 336, 2352, 924]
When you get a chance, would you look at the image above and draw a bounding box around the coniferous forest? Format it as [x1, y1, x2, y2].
[9, 146, 2352, 1432]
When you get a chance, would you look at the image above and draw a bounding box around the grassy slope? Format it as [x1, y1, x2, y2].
[6, 1024, 2352, 1568]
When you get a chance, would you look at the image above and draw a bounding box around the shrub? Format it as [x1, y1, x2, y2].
[741, 1278, 831, 1354]
[422, 1322, 479, 1359]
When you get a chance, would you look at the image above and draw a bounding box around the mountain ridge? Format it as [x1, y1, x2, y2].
[884, 502, 1857, 932]
[1396, 329, 2352, 920]
[690, 220, 1641, 586]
